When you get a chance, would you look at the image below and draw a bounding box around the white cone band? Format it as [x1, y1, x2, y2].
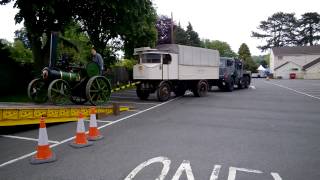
[77, 118, 86, 133]
[38, 128, 49, 146]
[90, 114, 97, 127]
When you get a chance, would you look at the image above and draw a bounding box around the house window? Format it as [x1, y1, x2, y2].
[278, 56, 283, 60]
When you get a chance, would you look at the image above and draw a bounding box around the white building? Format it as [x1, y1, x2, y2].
[270, 46, 320, 79]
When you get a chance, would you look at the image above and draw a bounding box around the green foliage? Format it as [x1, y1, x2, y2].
[201, 39, 237, 57]
[174, 23, 189, 45]
[252, 12, 297, 51]
[238, 43, 258, 72]
[252, 12, 320, 51]
[185, 22, 201, 47]
[297, 12, 320, 45]
[10, 40, 33, 63]
[74, 0, 157, 60]
[0, 40, 34, 96]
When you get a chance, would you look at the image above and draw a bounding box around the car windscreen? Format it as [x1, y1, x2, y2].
[141, 53, 161, 63]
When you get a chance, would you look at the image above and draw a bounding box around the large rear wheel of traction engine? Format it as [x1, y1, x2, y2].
[156, 82, 171, 102]
[86, 76, 111, 105]
[193, 80, 208, 97]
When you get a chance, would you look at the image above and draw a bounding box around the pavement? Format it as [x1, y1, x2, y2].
[0, 79, 320, 180]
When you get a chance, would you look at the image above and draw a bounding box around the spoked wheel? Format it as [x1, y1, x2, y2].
[86, 76, 111, 105]
[48, 79, 71, 105]
[157, 82, 171, 102]
[27, 78, 48, 103]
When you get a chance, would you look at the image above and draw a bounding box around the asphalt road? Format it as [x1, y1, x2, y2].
[1, 79, 320, 180]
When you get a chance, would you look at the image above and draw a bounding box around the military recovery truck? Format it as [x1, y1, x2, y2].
[217, 57, 251, 91]
[133, 44, 220, 101]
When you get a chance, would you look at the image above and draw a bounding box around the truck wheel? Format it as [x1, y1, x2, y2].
[193, 80, 208, 97]
[157, 82, 171, 102]
[238, 78, 244, 89]
[225, 78, 234, 92]
[136, 85, 149, 100]
[243, 76, 250, 89]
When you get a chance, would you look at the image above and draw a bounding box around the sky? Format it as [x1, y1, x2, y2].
[0, 0, 319, 55]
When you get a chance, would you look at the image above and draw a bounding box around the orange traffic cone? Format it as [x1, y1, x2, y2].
[88, 107, 104, 141]
[69, 112, 93, 148]
[30, 117, 56, 164]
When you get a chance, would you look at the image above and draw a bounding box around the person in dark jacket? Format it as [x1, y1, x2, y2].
[91, 47, 104, 74]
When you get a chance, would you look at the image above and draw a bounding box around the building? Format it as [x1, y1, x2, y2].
[270, 46, 320, 79]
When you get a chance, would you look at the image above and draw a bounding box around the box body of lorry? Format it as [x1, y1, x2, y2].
[133, 44, 219, 81]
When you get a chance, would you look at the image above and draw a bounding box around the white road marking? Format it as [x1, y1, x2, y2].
[271, 172, 283, 180]
[83, 119, 113, 123]
[124, 156, 171, 180]
[0, 135, 59, 144]
[227, 167, 263, 180]
[172, 160, 195, 180]
[266, 81, 320, 100]
[209, 165, 222, 180]
[249, 85, 256, 89]
[0, 98, 178, 168]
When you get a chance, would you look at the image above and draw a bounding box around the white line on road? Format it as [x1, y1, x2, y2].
[271, 172, 283, 180]
[209, 165, 222, 180]
[172, 160, 195, 180]
[249, 85, 256, 89]
[265, 81, 320, 100]
[0, 135, 59, 144]
[0, 97, 178, 168]
[124, 156, 171, 180]
[83, 119, 113, 123]
[227, 167, 263, 180]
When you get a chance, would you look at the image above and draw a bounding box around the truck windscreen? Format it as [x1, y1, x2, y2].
[141, 54, 161, 63]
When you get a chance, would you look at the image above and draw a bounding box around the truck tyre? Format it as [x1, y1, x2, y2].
[157, 82, 171, 102]
[243, 76, 250, 89]
[136, 85, 149, 100]
[193, 80, 208, 97]
[238, 78, 244, 89]
[225, 78, 234, 92]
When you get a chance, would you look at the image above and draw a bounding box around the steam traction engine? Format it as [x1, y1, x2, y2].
[27, 33, 111, 105]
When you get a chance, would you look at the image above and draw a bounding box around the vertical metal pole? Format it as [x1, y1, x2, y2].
[49, 32, 58, 68]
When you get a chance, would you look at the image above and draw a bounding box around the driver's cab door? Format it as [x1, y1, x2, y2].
[162, 54, 171, 80]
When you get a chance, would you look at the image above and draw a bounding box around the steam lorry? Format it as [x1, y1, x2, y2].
[133, 44, 251, 101]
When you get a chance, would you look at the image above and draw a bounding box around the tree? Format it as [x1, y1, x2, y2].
[238, 43, 257, 72]
[174, 23, 189, 45]
[252, 12, 297, 51]
[14, 27, 31, 49]
[297, 12, 320, 45]
[185, 22, 201, 47]
[10, 40, 33, 63]
[156, 15, 173, 45]
[0, 0, 74, 70]
[74, 0, 157, 60]
[201, 39, 237, 57]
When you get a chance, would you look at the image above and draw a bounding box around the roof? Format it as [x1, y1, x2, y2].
[271, 45, 320, 56]
[302, 57, 320, 70]
[274, 61, 289, 70]
[274, 61, 302, 71]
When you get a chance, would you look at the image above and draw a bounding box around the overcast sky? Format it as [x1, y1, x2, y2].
[1, 0, 319, 55]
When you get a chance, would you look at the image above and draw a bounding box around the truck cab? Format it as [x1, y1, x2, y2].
[133, 48, 178, 81]
[218, 57, 251, 91]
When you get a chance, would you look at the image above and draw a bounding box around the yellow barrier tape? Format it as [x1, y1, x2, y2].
[111, 81, 140, 93]
[0, 106, 129, 126]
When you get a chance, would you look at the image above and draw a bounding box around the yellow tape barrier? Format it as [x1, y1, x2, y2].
[111, 81, 140, 93]
[0, 106, 129, 126]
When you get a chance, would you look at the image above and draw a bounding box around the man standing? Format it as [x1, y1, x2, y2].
[91, 47, 104, 75]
